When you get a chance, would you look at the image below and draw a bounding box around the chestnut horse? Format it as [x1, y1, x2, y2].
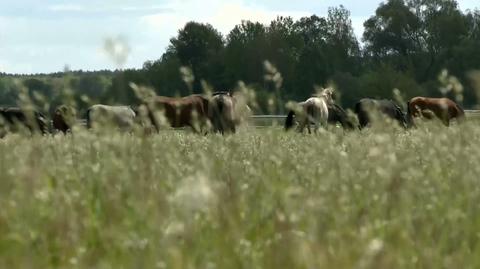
[144, 94, 211, 133]
[407, 97, 465, 126]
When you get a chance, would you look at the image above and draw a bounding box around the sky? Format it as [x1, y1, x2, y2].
[0, 0, 478, 74]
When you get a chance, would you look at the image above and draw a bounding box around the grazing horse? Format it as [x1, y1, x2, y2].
[52, 105, 77, 133]
[0, 107, 48, 135]
[144, 94, 210, 133]
[210, 92, 237, 134]
[407, 97, 465, 126]
[285, 88, 333, 133]
[86, 105, 136, 131]
[327, 103, 355, 130]
[354, 98, 407, 129]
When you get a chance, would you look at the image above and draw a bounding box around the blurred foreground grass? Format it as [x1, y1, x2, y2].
[1, 123, 480, 268]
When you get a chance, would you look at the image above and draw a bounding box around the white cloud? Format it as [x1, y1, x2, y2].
[0, 0, 375, 73]
[138, 0, 311, 66]
[120, 5, 168, 12]
[0, 59, 34, 74]
[457, 0, 479, 11]
[0, 60, 7, 73]
[141, 0, 310, 35]
[205, 2, 309, 33]
[48, 4, 86, 12]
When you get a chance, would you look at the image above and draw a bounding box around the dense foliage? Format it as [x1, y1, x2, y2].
[1, 0, 479, 114]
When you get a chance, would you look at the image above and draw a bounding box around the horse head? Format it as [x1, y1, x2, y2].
[320, 87, 335, 104]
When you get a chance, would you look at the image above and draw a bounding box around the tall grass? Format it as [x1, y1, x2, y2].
[1, 121, 480, 268]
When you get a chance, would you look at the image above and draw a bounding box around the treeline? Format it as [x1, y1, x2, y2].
[1, 0, 480, 113]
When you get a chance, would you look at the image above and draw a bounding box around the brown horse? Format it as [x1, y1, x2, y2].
[144, 94, 211, 133]
[209, 92, 237, 134]
[407, 97, 465, 126]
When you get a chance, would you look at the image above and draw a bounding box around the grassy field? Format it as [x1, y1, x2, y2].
[1, 121, 480, 268]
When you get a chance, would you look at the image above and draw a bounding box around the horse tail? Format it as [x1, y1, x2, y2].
[285, 110, 296, 131]
[405, 101, 415, 128]
[216, 96, 225, 114]
[393, 103, 407, 128]
[354, 101, 368, 129]
[36, 112, 48, 134]
[456, 103, 465, 116]
[201, 96, 210, 116]
[145, 102, 160, 132]
[86, 108, 92, 129]
[211, 95, 225, 133]
[455, 103, 466, 122]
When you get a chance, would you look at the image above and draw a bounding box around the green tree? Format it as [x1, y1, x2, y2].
[292, 15, 330, 99]
[363, 0, 470, 80]
[225, 21, 269, 87]
[144, 52, 188, 96]
[169, 22, 225, 93]
[325, 6, 361, 73]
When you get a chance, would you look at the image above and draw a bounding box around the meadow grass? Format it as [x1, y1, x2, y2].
[1, 122, 480, 268]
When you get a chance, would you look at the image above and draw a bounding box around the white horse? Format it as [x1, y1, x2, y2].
[284, 88, 333, 133]
[86, 104, 136, 131]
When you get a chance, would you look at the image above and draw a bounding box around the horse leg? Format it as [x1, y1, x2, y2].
[313, 122, 319, 134]
[297, 122, 304, 133]
[440, 116, 449, 126]
[320, 117, 328, 131]
[189, 122, 201, 134]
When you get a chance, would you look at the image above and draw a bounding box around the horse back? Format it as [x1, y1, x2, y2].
[148, 95, 210, 128]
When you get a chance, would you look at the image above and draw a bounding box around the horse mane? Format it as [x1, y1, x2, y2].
[212, 91, 232, 97]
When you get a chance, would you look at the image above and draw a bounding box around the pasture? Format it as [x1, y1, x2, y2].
[1, 120, 480, 268]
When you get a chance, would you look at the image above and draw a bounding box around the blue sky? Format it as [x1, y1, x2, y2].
[0, 0, 478, 74]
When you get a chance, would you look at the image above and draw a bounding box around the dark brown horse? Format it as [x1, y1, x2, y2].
[0, 107, 48, 136]
[407, 97, 465, 126]
[354, 98, 407, 129]
[52, 105, 77, 133]
[144, 94, 211, 133]
[327, 103, 355, 130]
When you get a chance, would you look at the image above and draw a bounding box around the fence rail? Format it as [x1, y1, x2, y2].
[252, 110, 480, 118]
[74, 110, 480, 128]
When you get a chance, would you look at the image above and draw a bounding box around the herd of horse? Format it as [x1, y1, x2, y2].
[284, 89, 465, 132]
[0, 92, 241, 136]
[0, 89, 467, 137]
